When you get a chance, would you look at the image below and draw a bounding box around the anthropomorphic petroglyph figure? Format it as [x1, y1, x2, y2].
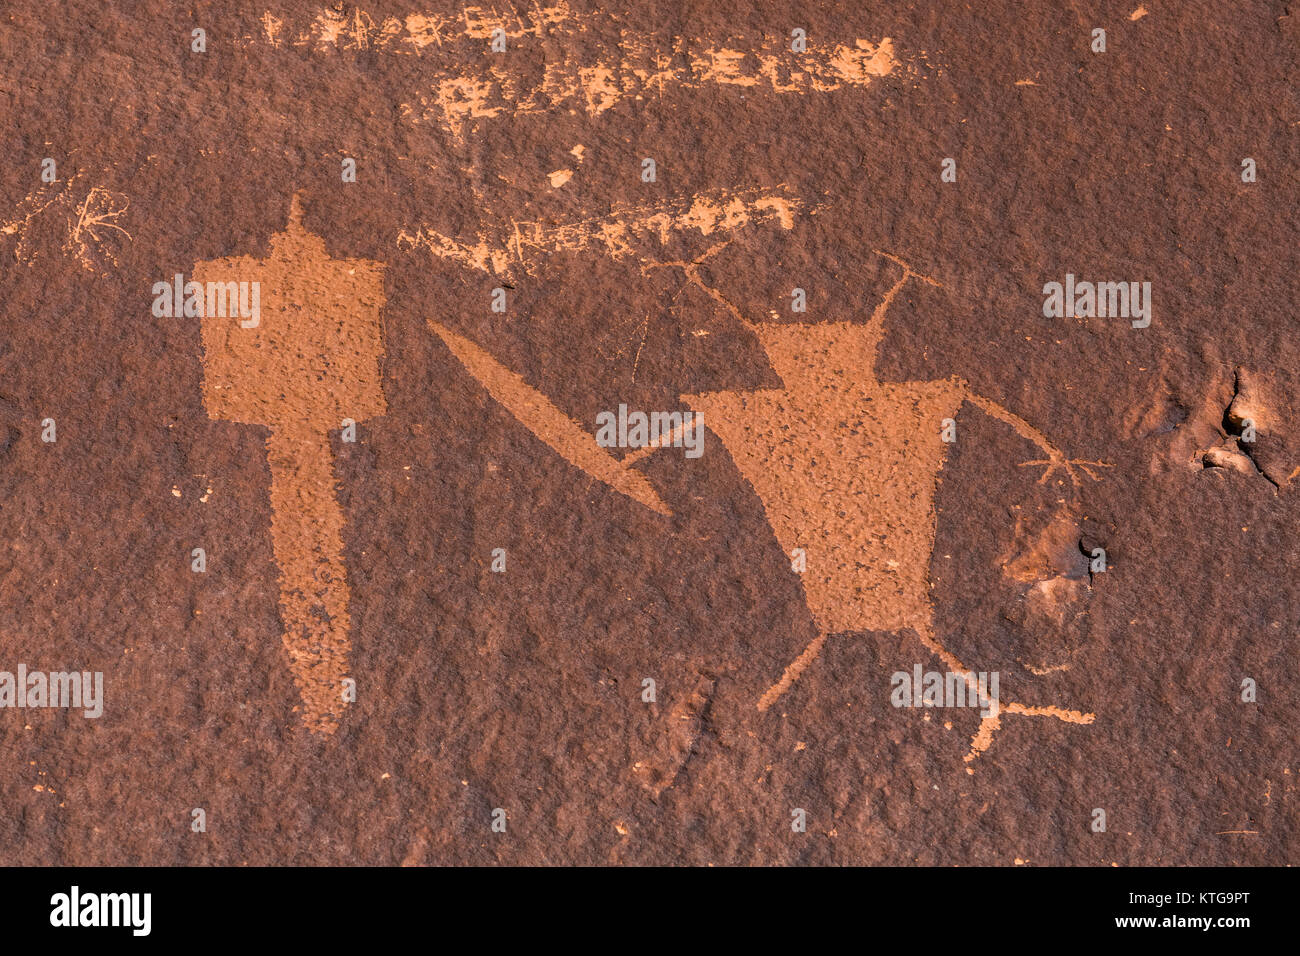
[429, 235, 1109, 762]
[196, 197, 387, 733]
[647, 244, 1108, 758]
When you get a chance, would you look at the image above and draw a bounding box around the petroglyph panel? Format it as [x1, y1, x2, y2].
[1, 0, 1294, 875]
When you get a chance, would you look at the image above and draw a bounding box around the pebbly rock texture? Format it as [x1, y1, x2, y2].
[0, 0, 1296, 865]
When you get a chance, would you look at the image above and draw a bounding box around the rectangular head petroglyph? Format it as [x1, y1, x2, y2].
[195, 196, 386, 436]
